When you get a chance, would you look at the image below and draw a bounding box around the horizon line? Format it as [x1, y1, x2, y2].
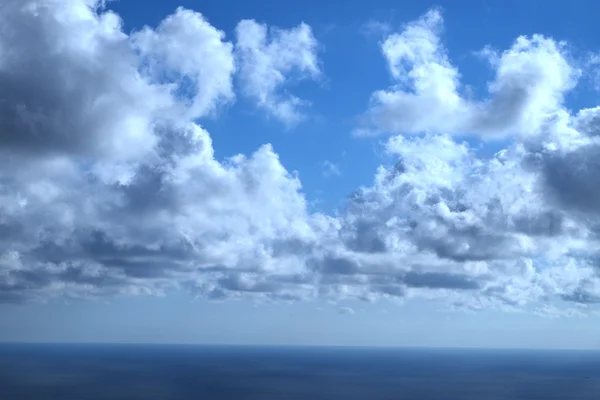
[1, 341, 599, 352]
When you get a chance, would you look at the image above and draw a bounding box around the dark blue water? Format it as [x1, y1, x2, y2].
[0, 344, 599, 399]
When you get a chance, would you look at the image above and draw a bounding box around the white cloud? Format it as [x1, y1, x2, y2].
[0, 0, 327, 303]
[358, 8, 578, 139]
[235, 19, 321, 126]
[131, 7, 235, 119]
[0, 0, 170, 163]
[1, 1, 600, 316]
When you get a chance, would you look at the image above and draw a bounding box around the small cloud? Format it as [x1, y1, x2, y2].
[322, 160, 341, 177]
[339, 306, 356, 315]
[235, 19, 321, 126]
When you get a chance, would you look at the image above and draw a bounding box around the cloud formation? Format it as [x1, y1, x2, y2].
[357, 8, 577, 139]
[131, 7, 235, 120]
[235, 19, 321, 125]
[1, 2, 600, 317]
[0, 0, 325, 303]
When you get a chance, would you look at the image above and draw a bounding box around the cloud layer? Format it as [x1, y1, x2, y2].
[1, 1, 600, 317]
[357, 8, 577, 139]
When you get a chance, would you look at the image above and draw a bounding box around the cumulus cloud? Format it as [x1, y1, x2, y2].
[131, 7, 235, 119]
[324, 129, 598, 311]
[1, 2, 600, 318]
[357, 8, 577, 139]
[0, 0, 326, 303]
[235, 19, 321, 125]
[0, 0, 169, 162]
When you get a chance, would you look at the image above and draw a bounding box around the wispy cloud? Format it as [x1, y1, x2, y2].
[339, 306, 356, 315]
[322, 160, 341, 177]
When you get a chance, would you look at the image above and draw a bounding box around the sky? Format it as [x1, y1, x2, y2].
[2, 0, 600, 349]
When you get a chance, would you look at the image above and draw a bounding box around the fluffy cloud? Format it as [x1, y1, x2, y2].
[357, 8, 577, 139]
[131, 7, 235, 120]
[0, 0, 326, 303]
[235, 19, 321, 125]
[325, 130, 597, 310]
[1, 2, 600, 317]
[0, 0, 168, 162]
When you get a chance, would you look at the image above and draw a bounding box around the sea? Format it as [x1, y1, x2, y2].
[0, 344, 599, 399]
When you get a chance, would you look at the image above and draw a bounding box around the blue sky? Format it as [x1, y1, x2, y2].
[2, 0, 600, 349]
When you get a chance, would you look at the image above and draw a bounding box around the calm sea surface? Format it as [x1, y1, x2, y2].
[0, 344, 599, 399]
